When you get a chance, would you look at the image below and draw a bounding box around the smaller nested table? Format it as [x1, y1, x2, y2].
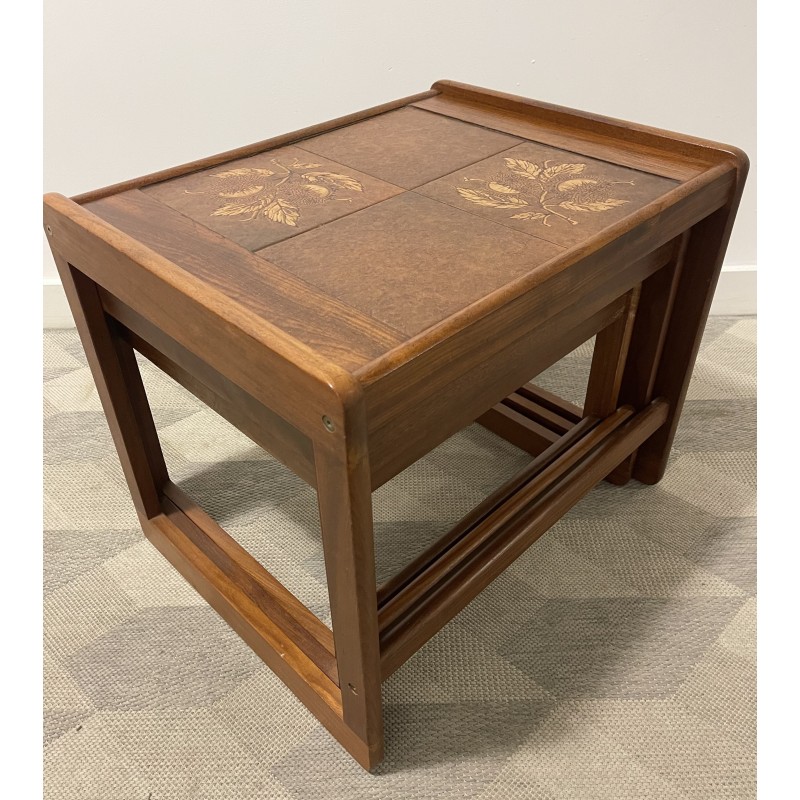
[44, 80, 747, 769]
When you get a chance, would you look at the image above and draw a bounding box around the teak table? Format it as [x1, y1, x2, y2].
[44, 81, 748, 769]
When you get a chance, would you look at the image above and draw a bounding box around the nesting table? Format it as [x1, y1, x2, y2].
[44, 80, 748, 769]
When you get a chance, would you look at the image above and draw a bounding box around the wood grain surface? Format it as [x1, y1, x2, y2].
[84, 189, 405, 371]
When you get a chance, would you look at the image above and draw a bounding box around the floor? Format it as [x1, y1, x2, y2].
[43, 317, 756, 799]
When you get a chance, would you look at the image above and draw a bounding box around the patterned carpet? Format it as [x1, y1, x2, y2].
[43, 317, 756, 799]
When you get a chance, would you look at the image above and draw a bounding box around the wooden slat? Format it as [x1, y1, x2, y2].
[86, 190, 404, 371]
[516, 384, 584, 424]
[104, 292, 317, 487]
[477, 382, 583, 457]
[379, 410, 630, 633]
[503, 393, 575, 436]
[71, 89, 440, 204]
[377, 415, 599, 608]
[145, 493, 341, 712]
[476, 404, 559, 457]
[162, 482, 337, 678]
[379, 399, 669, 678]
[53, 257, 168, 521]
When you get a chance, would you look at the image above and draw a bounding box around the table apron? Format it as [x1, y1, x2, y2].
[101, 291, 318, 487]
[366, 240, 677, 488]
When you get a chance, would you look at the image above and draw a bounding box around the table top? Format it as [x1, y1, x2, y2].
[62, 81, 742, 381]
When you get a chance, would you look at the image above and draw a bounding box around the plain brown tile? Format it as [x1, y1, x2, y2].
[300, 107, 522, 189]
[258, 193, 563, 337]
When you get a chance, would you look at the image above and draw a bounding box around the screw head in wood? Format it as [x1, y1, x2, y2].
[322, 415, 336, 432]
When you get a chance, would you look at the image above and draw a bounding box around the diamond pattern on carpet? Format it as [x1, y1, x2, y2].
[43, 318, 756, 799]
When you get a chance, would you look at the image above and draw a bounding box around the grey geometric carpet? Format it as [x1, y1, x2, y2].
[43, 317, 756, 799]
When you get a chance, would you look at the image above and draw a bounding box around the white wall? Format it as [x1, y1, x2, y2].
[44, 1, 756, 312]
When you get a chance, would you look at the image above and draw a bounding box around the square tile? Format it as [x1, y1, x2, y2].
[417, 140, 677, 248]
[301, 106, 522, 188]
[260, 192, 563, 336]
[144, 144, 403, 250]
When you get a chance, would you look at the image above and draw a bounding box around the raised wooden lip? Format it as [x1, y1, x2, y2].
[430, 80, 749, 170]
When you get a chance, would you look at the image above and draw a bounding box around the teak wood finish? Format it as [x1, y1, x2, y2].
[44, 81, 748, 770]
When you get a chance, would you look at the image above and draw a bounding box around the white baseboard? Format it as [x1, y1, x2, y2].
[42, 266, 757, 329]
[708, 266, 756, 316]
[44, 279, 75, 328]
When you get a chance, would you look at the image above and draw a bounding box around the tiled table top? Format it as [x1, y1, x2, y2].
[87, 104, 678, 366]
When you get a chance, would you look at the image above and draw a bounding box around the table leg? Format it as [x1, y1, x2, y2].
[603, 233, 689, 484]
[52, 254, 168, 522]
[314, 398, 384, 769]
[630, 187, 747, 484]
[584, 285, 641, 420]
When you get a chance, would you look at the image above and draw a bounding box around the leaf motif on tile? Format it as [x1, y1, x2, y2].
[198, 158, 364, 226]
[560, 198, 629, 213]
[504, 158, 542, 179]
[557, 178, 598, 192]
[211, 201, 270, 221]
[303, 172, 364, 192]
[218, 186, 266, 198]
[457, 159, 634, 227]
[265, 199, 300, 227]
[542, 163, 585, 179]
[488, 182, 520, 194]
[457, 187, 529, 209]
[511, 211, 547, 221]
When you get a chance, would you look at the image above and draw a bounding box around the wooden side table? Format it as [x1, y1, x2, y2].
[44, 80, 748, 769]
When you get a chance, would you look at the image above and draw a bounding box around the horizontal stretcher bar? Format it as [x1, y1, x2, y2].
[477, 382, 584, 456]
[377, 398, 669, 679]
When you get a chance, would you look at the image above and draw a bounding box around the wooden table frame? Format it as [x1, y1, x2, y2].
[44, 81, 747, 770]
